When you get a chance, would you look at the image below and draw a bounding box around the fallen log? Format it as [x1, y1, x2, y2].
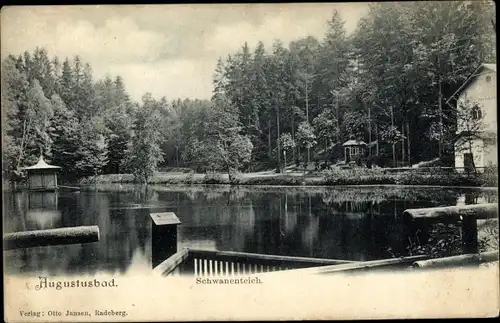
[412, 251, 499, 269]
[3, 226, 100, 250]
[58, 185, 81, 191]
[403, 203, 498, 220]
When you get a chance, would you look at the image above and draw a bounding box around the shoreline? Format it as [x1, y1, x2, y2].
[81, 170, 497, 187]
[5, 169, 498, 191]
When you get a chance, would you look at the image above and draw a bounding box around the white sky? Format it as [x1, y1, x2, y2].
[1, 4, 369, 101]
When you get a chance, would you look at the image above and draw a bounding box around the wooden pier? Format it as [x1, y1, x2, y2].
[152, 205, 499, 277]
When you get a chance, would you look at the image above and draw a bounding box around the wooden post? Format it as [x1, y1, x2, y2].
[150, 212, 181, 268]
[403, 204, 497, 255]
[438, 78, 443, 158]
[461, 215, 478, 254]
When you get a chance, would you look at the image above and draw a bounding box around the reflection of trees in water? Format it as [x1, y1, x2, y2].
[5, 190, 152, 276]
[178, 198, 258, 252]
[228, 188, 250, 202]
[131, 186, 159, 204]
[204, 190, 226, 202]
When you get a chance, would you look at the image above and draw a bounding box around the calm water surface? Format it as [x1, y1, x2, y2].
[3, 185, 497, 276]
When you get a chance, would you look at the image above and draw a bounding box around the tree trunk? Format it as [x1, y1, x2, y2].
[227, 165, 233, 182]
[17, 118, 29, 170]
[305, 77, 309, 122]
[406, 120, 411, 165]
[268, 119, 272, 159]
[401, 123, 405, 165]
[332, 96, 339, 143]
[438, 78, 443, 158]
[175, 146, 179, 167]
[18, 116, 33, 170]
[368, 101, 372, 156]
[336, 97, 340, 143]
[305, 78, 310, 165]
[291, 114, 295, 162]
[391, 106, 396, 167]
[276, 105, 281, 170]
[468, 139, 477, 174]
[392, 144, 396, 167]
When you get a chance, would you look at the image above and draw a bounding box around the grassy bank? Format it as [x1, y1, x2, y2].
[80, 167, 498, 187]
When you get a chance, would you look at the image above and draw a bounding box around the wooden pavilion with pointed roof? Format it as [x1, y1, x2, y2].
[20, 156, 61, 191]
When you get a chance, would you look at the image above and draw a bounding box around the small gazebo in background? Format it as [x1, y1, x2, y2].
[20, 155, 61, 191]
[342, 138, 367, 164]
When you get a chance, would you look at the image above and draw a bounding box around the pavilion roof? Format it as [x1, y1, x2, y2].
[20, 156, 61, 171]
[342, 140, 367, 147]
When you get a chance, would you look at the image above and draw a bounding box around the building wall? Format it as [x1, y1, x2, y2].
[28, 172, 57, 189]
[455, 66, 497, 170]
[456, 67, 497, 133]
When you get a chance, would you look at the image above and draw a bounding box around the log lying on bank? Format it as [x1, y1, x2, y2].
[412, 251, 499, 268]
[3, 226, 100, 250]
[58, 185, 81, 191]
[403, 203, 498, 220]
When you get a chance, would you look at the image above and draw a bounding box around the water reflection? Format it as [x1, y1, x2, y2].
[3, 185, 498, 276]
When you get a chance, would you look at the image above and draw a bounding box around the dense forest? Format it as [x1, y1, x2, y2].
[2, 2, 496, 183]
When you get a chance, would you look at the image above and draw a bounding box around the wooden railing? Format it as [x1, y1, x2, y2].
[154, 248, 190, 276]
[260, 255, 430, 276]
[154, 248, 356, 277]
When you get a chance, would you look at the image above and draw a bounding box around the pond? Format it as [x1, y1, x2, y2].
[3, 185, 498, 277]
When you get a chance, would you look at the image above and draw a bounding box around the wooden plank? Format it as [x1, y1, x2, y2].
[150, 212, 181, 226]
[188, 249, 356, 265]
[153, 248, 190, 276]
[413, 251, 498, 268]
[403, 204, 498, 220]
[262, 255, 429, 275]
[4, 226, 99, 250]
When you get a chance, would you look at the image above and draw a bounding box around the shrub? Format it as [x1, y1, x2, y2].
[481, 164, 498, 187]
[203, 172, 227, 184]
[478, 219, 499, 252]
[322, 167, 489, 187]
[323, 167, 394, 185]
[404, 223, 463, 258]
[185, 172, 195, 184]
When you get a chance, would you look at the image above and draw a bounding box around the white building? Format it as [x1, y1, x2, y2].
[447, 63, 497, 172]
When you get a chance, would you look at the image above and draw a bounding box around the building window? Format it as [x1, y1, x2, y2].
[472, 105, 482, 120]
[486, 75, 492, 83]
[350, 147, 362, 156]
